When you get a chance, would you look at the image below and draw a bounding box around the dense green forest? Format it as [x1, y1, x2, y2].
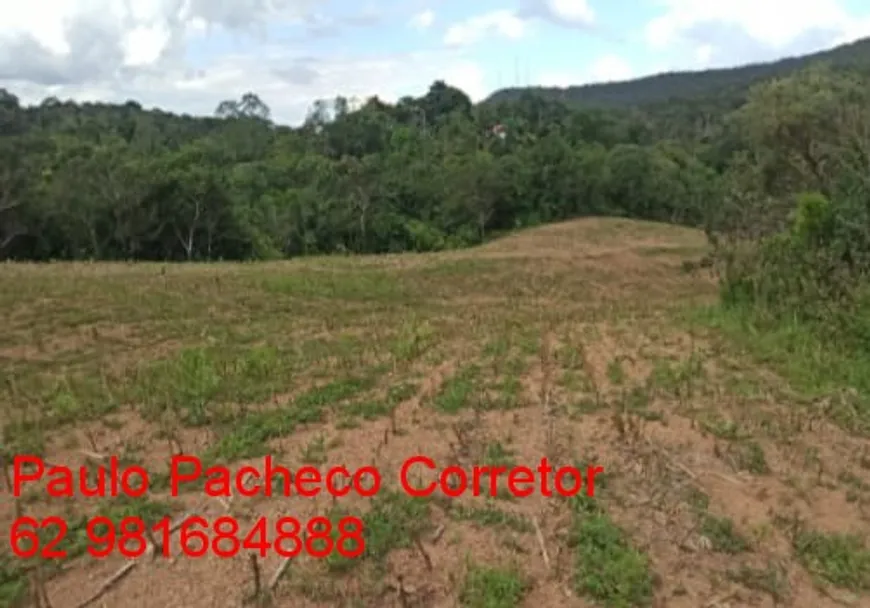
[0, 78, 723, 262]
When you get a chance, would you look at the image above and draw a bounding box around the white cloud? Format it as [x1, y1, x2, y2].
[3, 44, 488, 124]
[443, 10, 526, 46]
[442, 61, 487, 100]
[0, 0, 320, 87]
[835, 15, 870, 44]
[543, 0, 594, 26]
[535, 71, 567, 87]
[4, 0, 74, 55]
[0, 0, 487, 125]
[536, 54, 633, 87]
[588, 55, 633, 82]
[409, 9, 435, 30]
[516, 0, 594, 29]
[646, 0, 848, 49]
[4, 0, 865, 129]
[122, 24, 173, 67]
[693, 44, 713, 66]
[644, 0, 870, 68]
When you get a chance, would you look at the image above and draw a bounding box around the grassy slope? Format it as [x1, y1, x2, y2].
[2, 218, 869, 607]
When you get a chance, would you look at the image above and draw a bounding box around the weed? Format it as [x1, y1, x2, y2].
[607, 359, 626, 385]
[300, 434, 329, 465]
[736, 441, 770, 475]
[482, 441, 516, 468]
[431, 365, 480, 413]
[447, 503, 532, 534]
[568, 494, 654, 607]
[793, 529, 870, 590]
[700, 515, 751, 554]
[728, 562, 790, 602]
[359, 491, 432, 564]
[459, 564, 528, 608]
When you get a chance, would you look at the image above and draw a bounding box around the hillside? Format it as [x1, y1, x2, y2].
[485, 36, 870, 108]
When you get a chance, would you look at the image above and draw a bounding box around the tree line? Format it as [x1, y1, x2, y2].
[1, 79, 724, 261]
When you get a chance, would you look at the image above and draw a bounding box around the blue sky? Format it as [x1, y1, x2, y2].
[2, 0, 870, 123]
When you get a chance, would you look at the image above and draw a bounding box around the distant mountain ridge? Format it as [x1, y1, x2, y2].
[485, 36, 870, 108]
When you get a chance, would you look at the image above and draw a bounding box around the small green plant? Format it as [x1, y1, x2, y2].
[793, 529, 870, 590]
[606, 358, 626, 385]
[300, 434, 328, 465]
[431, 365, 480, 413]
[459, 564, 528, 608]
[700, 514, 751, 554]
[483, 441, 516, 468]
[447, 503, 532, 534]
[728, 562, 790, 602]
[568, 494, 654, 607]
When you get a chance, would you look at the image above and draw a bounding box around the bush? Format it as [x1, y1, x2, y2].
[718, 188, 870, 349]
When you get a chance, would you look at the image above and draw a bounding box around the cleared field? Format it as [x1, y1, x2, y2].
[2, 218, 869, 607]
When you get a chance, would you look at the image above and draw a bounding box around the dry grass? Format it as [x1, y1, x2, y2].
[2, 217, 869, 607]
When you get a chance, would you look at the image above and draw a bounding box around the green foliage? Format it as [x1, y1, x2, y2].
[0, 80, 717, 262]
[568, 494, 655, 607]
[790, 192, 835, 246]
[718, 184, 870, 340]
[793, 529, 870, 590]
[459, 564, 528, 607]
[706, 62, 870, 432]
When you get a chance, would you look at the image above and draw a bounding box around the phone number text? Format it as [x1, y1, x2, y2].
[10, 515, 364, 560]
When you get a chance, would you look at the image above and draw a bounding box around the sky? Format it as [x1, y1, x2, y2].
[2, 0, 870, 125]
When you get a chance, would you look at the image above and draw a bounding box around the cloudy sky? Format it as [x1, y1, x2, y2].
[3, 0, 870, 124]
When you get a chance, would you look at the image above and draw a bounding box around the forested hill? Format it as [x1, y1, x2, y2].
[0, 44, 868, 262]
[485, 36, 870, 108]
[0, 78, 722, 262]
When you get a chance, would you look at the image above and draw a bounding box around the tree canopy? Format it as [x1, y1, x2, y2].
[0, 78, 719, 261]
